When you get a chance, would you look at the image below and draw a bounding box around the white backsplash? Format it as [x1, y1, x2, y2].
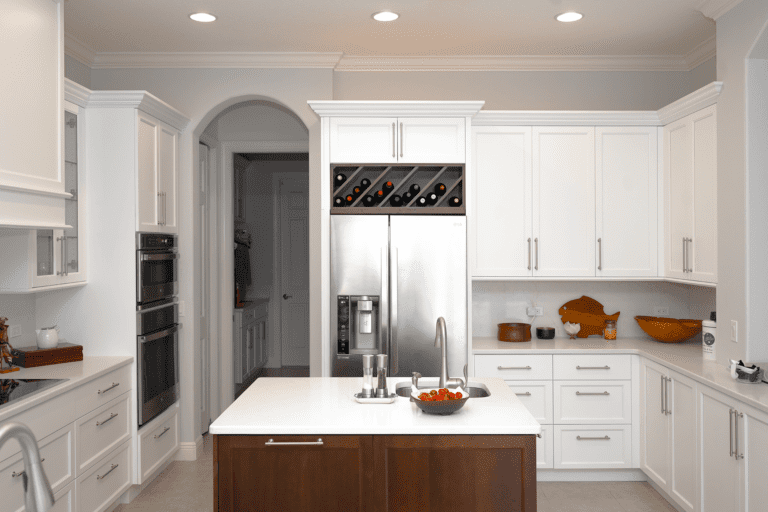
[0, 294, 37, 347]
[473, 281, 716, 339]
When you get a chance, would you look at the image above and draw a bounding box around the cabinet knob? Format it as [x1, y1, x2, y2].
[283, 294, 292, 300]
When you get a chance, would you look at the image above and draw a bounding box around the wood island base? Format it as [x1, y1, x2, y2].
[214, 434, 537, 512]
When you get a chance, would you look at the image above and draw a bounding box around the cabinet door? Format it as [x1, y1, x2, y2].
[533, 127, 596, 277]
[158, 122, 179, 234]
[373, 435, 536, 512]
[329, 117, 397, 163]
[470, 126, 532, 277]
[136, 112, 161, 233]
[60, 103, 86, 284]
[249, 323, 257, 373]
[596, 127, 658, 277]
[664, 117, 693, 279]
[640, 359, 669, 488]
[699, 386, 741, 512]
[398, 118, 466, 164]
[233, 316, 243, 384]
[669, 371, 698, 512]
[215, 435, 374, 512]
[690, 105, 717, 283]
[742, 405, 768, 512]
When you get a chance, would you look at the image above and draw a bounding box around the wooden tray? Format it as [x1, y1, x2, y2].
[10, 342, 83, 368]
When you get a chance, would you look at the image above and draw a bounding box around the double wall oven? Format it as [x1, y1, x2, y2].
[137, 233, 180, 427]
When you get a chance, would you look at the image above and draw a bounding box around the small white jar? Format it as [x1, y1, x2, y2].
[702, 319, 716, 360]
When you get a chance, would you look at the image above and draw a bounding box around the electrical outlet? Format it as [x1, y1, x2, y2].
[8, 325, 21, 338]
[652, 306, 670, 317]
[731, 320, 738, 342]
[527, 306, 544, 316]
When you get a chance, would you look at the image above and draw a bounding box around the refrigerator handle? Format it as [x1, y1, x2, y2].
[390, 246, 398, 375]
[380, 246, 389, 364]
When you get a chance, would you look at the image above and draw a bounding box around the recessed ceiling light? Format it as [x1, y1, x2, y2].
[190, 12, 217, 23]
[556, 12, 583, 22]
[372, 11, 399, 22]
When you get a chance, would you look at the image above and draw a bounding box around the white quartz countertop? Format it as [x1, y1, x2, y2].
[0, 356, 133, 422]
[474, 336, 768, 414]
[210, 377, 541, 436]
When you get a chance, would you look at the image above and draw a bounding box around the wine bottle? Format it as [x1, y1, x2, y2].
[434, 183, 447, 196]
[448, 196, 462, 207]
[352, 185, 363, 198]
[389, 194, 403, 207]
[402, 191, 414, 204]
[382, 181, 394, 195]
[409, 183, 421, 195]
[345, 194, 355, 206]
[416, 196, 428, 207]
[333, 196, 346, 207]
[374, 190, 386, 204]
[361, 195, 376, 207]
[426, 192, 439, 205]
[360, 178, 371, 190]
[334, 173, 347, 187]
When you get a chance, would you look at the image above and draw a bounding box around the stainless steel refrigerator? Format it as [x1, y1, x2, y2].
[330, 215, 467, 378]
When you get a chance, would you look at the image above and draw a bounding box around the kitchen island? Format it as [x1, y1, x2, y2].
[210, 377, 540, 512]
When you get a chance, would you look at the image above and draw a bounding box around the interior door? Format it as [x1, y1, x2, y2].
[199, 142, 210, 434]
[280, 178, 309, 367]
[641, 359, 670, 488]
[665, 117, 693, 279]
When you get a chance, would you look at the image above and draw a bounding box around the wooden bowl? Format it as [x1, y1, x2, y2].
[498, 323, 532, 342]
[635, 316, 703, 343]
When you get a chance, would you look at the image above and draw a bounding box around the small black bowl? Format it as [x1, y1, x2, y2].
[536, 327, 556, 340]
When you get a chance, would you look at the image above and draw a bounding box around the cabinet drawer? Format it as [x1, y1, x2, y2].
[537, 425, 554, 469]
[554, 380, 632, 424]
[553, 354, 631, 380]
[75, 393, 131, 474]
[50, 482, 76, 512]
[554, 425, 632, 469]
[475, 354, 552, 380]
[74, 364, 132, 418]
[506, 381, 553, 424]
[138, 405, 179, 484]
[77, 440, 132, 512]
[0, 423, 76, 512]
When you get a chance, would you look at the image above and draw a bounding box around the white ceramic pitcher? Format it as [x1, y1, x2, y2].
[35, 326, 59, 349]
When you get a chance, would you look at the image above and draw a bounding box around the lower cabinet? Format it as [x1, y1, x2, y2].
[77, 439, 132, 512]
[554, 425, 632, 469]
[137, 404, 180, 484]
[742, 405, 768, 512]
[214, 435, 537, 512]
[50, 482, 76, 512]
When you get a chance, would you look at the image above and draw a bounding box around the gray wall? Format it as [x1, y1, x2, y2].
[64, 55, 91, 88]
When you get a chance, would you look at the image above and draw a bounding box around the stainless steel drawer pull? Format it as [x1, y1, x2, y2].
[515, 392, 532, 396]
[527, 238, 532, 270]
[392, 123, 396, 158]
[266, 438, 323, 446]
[729, 409, 734, 457]
[735, 411, 744, 460]
[12, 459, 44, 478]
[576, 366, 610, 370]
[98, 382, 120, 395]
[96, 412, 118, 427]
[154, 427, 171, 439]
[577, 436, 610, 441]
[96, 464, 118, 480]
[576, 391, 610, 396]
[498, 366, 532, 370]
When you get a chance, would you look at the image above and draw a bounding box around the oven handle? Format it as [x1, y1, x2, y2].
[141, 252, 180, 262]
[137, 300, 178, 314]
[139, 325, 180, 344]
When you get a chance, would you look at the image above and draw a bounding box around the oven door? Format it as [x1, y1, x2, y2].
[137, 251, 179, 305]
[138, 324, 179, 427]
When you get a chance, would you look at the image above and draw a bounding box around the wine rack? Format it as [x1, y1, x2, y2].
[331, 164, 465, 215]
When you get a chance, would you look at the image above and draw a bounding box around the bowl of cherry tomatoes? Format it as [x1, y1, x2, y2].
[412, 387, 469, 415]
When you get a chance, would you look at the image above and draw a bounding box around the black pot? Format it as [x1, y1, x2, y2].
[536, 327, 556, 340]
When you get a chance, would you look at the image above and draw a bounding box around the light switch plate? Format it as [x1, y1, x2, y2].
[527, 306, 543, 316]
[731, 320, 738, 342]
[8, 325, 21, 338]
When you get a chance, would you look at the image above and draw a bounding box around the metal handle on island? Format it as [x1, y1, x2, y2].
[498, 366, 532, 370]
[265, 439, 324, 446]
[576, 366, 610, 370]
[577, 436, 610, 441]
[576, 391, 610, 396]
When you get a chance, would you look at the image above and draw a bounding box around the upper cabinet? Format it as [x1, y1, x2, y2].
[0, 0, 68, 229]
[136, 111, 180, 234]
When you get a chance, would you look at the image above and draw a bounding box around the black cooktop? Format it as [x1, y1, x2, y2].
[0, 378, 68, 410]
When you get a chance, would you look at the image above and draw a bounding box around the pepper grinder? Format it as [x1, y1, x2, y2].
[376, 354, 388, 398]
[361, 354, 374, 398]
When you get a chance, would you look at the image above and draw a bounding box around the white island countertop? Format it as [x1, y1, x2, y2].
[210, 377, 540, 436]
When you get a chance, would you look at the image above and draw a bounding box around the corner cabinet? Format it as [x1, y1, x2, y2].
[136, 112, 180, 234]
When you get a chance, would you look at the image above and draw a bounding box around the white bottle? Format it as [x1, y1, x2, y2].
[702, 312, 716, 360]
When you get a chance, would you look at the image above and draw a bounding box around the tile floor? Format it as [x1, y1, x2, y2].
[116, 434, 677, 512]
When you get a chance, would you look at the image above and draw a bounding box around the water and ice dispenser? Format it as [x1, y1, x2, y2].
[337, 295, 380, 356]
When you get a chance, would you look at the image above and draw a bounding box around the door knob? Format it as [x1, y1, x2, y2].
[283, 294, 292, 300]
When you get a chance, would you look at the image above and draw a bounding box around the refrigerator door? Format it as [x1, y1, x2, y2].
[330, 215, 389, 376]
[389, 216, 467, 378]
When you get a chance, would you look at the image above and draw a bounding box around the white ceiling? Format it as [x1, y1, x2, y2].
[65, 0, 715, 60]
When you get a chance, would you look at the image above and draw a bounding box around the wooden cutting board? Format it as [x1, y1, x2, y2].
[10, 342, 83, 368]
[559, 296, 620, 338]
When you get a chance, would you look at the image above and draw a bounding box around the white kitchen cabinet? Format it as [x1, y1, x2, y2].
[699, 384, 741, 512]
[742, 404, 768, 512]
[136, 111, 179, 234]
[554, 424, 632, 469]
[532, 127, 596, 277]
[537, 425, 554, 469]
[596, 127, 658, 277]
[234, 302, 269, 383]
[664, 105, 717, 284]
[329, 117, 466, 164]
[470, 126, 533, 277]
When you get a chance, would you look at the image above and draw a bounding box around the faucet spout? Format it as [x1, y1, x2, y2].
[0, 422, 54, 512]
[435, 317, 448, 388]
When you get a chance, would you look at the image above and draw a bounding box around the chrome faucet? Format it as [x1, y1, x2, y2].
[434, 317, 464, 389]
[0, 422, 54, 512]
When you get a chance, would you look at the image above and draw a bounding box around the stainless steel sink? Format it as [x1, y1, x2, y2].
[395, 381, 491, 398]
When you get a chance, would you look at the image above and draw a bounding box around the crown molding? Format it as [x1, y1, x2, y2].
[90, 52, 343, 69]
[87, 91, 190, 130]
[657, 81, 722, 125]
[685, 35, 717, 69]
[64, 78, 92, 108]
[472, 111, 662, 126]
[308, 100, 485, 117]
[697, 0, 744, 20]
[64, 33, 96, 67]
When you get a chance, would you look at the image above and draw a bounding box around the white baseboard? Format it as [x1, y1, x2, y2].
[538, 469, 648, 482]
[175, 435, 203, 461]
[646, 478, 687, 512]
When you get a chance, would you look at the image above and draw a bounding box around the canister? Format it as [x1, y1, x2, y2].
[703, 312, 716, 360]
